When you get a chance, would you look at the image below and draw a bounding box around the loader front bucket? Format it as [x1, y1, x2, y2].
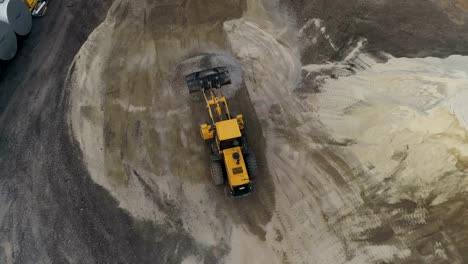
[185, 67, 231, 93]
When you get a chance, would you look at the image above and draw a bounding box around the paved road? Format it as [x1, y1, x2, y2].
[0, 1, 168, 263]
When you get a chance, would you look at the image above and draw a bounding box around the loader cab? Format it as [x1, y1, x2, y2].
[215, 119, 242, 150]
[219, 137, 241, 150]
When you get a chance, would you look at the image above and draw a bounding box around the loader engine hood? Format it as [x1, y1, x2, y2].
[223, 147, 250, 188]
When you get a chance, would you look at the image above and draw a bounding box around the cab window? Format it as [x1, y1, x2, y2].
[219, 138, 241, 150]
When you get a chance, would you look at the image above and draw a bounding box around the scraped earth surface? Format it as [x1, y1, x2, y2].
[2, 0, 468, 263]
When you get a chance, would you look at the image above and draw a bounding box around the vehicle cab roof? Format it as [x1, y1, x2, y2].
[215, 119, 241, 141]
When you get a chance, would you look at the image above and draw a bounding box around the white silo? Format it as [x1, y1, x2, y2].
[0, 20, 17, 60]
[0, 0, 32, 36]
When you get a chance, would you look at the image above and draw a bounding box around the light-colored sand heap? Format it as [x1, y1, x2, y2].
[313, 55, 468, 206]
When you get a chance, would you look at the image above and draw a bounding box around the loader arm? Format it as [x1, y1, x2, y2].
[202, 88, 232, 123]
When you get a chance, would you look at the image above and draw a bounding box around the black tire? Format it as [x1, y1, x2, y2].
[210, 160, 224, 186]
[209, 140, 218, 155]
[245, 153, 258, 179]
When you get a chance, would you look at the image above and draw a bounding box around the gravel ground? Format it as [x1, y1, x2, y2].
[0, 1, 184, 263]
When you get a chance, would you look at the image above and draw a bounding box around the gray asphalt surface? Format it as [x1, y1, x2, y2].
[0, 1, 178, 263]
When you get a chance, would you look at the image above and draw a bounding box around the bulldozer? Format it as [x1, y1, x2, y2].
[186, 67, 258, 196]
[24, 0, 48, 17]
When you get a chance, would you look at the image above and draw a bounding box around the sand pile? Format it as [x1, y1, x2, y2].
[69, 0, 280, 262]
[225, 13, 468, 262]
[313, 55, 468, 205]
[69, 0, 468, 262]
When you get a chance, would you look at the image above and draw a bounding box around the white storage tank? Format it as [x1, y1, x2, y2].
[0, 0, 32, 36]
[0, 20, 17, 60]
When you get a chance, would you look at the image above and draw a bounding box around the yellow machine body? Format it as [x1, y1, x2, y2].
[200, 123, 214, 141]
[235, 114, 244, 130]
[215, 119, 241, 141]
[188, 67, 255, 196]
[24, 0, 38, 11]
[200, 90, 252, 192]
[223, 147, 250, 187]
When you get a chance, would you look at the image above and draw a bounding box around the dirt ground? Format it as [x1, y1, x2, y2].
[2, 0, 468, 263]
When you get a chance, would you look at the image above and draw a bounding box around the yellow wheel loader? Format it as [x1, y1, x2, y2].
[24, 0, 48, 17]
[186, 67, 258, 196]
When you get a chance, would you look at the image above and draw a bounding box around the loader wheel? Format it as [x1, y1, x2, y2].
[245, 153, 258, 179]
[210, 160, 224, 186]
